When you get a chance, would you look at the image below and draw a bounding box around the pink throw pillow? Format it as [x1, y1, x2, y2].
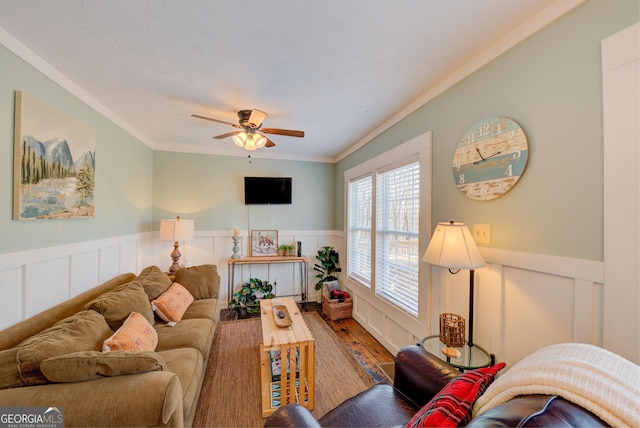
[151, 282, 194, 326]
[103, 312, 158, 352]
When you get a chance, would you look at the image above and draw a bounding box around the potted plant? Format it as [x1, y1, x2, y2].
[229, 277, 275, 318]
[313, 246, 341, 290]
[279, 244, 295, 256]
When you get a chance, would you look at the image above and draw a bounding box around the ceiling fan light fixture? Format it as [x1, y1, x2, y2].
[255, 134, 267, 149]
[192, 108, 303, 150]
[232, 132, 247, 148]
[244, 136, 258, 151]
[233, 132, 264, 151]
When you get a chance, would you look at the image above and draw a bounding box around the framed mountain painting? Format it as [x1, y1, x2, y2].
[13, 91, 96, 220]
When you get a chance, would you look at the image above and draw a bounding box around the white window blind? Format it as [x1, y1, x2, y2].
[375, 161, 420, 315]
[347, 175, 373, 287]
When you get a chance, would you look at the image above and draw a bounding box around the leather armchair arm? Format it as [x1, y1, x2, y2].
[393, 345, 459, 407]
[264, 404, 322, 428]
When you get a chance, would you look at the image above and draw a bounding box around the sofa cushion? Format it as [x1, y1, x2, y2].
[151, 282, 194, 325]
[103, 312, 158, 352]
[0, 348, 22, 389]
[155, 318, 214, 359]
[174, 264, 219, 300]
[466, 395, 608, 427]
[84, 281, 155, 330]
[157, 347, 204, 422]
[405, 362, 506, 428]
[0, 310, 112, 388]
[182, 298, 218, 321]
[134, 265, 173, 301]
[318, 382, 419, 427]
[40, 350, 167, 383]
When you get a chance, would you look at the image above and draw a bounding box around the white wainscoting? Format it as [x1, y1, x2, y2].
[1, 231, 608, 370]
[0, 230, 339, 331]
[345, 244, 605, 370]
[167, 230, 339, 307]
[0, 232, 155, 330]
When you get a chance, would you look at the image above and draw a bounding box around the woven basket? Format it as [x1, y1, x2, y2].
[322, 296, 352, 320]
[439, 313, 465, 347]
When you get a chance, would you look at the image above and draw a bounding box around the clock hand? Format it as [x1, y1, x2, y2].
[474, 149, 504, 165]
[475, 147, 485, 162]
[484, 151, 502, 160]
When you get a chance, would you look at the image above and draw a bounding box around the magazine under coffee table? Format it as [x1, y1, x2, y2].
[259, 297, 315, 418]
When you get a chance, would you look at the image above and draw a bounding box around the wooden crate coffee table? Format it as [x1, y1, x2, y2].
[259, 297, 315, 418]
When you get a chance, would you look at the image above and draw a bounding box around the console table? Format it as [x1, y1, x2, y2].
[227, 256, 309, 308]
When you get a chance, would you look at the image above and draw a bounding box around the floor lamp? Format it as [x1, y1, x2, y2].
[160, 216, 195, 274]
[423, 221, 486, 347]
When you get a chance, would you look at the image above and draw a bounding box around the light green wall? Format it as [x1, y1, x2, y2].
[153, 151, 335, 231]
[2, 0, 636, 261]
[0, 47, 154, 254]
[336, 0, 639, 262]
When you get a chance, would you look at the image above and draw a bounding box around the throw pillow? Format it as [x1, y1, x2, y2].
[174, 264, 219, 300]
[134, 265, 173, 301]
[151, 282, 194, 326]
[405, 362, 506, 428]
[83, 281, 155, 330]
[103, 312, 158, 352]
[40, 350, 166, 382]
[0, 310, 112, 388]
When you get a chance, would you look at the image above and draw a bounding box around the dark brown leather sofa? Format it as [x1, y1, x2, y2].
[264, 345, 607, 427]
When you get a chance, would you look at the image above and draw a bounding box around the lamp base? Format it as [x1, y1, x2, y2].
[168, 241, 182, 274]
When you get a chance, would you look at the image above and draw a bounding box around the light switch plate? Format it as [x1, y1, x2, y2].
[472, 224, 491, 244]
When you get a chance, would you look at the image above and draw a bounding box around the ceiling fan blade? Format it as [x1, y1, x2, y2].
[264, 136, 276, 148]
[212, 131, 241, 140]
[261, 128, 305, 138]
[248, 109, 268, 128]
[191, 114, 241, 128]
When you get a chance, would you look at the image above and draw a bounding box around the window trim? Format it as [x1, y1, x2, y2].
[344, 131, 432, 319]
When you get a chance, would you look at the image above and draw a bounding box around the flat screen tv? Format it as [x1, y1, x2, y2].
[244, 177, 292, 205]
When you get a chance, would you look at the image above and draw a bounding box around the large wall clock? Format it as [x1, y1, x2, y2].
[452, 116, 529, 201]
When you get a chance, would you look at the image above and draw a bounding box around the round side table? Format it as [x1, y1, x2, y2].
[418, 335, 495, 371]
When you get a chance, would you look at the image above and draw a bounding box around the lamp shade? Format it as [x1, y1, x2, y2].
[232, 132, 267, 151]
[232, 132, 247, 148]
[423, 221, 485, 270]
[159, 217, 194, 242]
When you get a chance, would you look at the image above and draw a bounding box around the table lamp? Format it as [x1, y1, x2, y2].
[423, 221, 485, 347]
[159, 216, 195, 274]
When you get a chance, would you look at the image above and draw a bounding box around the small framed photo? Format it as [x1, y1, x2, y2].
[250, 230, 278, 256]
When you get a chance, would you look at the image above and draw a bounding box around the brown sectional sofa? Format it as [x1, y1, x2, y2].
[0, 264, 220, 427]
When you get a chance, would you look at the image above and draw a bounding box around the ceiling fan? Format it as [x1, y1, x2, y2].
[191, 109, 304, 151]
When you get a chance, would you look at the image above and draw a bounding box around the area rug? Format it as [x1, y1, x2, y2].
[193, 311, 378, 427]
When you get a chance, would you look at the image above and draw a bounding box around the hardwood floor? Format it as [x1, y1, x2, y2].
[323, 315, 395, 382]
[220, 303, 395, 382]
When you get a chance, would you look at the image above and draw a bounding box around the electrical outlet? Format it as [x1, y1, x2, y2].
[472, 224, 491, 244]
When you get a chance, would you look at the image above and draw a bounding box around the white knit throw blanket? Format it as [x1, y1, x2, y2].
[473, 343, 640, 427]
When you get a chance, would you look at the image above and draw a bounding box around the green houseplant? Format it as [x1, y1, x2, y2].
[313, 246, 342, 290]
[279, 244, 295, 256]
[229, 277, 275, 318]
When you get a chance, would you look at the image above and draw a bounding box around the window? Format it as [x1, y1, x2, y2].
[346, 130, 430, 317]
[375, 161, 420, 315]
[347, 174, 373, 286]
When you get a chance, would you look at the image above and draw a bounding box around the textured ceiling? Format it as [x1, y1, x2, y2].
[0, 0, 567, 162]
